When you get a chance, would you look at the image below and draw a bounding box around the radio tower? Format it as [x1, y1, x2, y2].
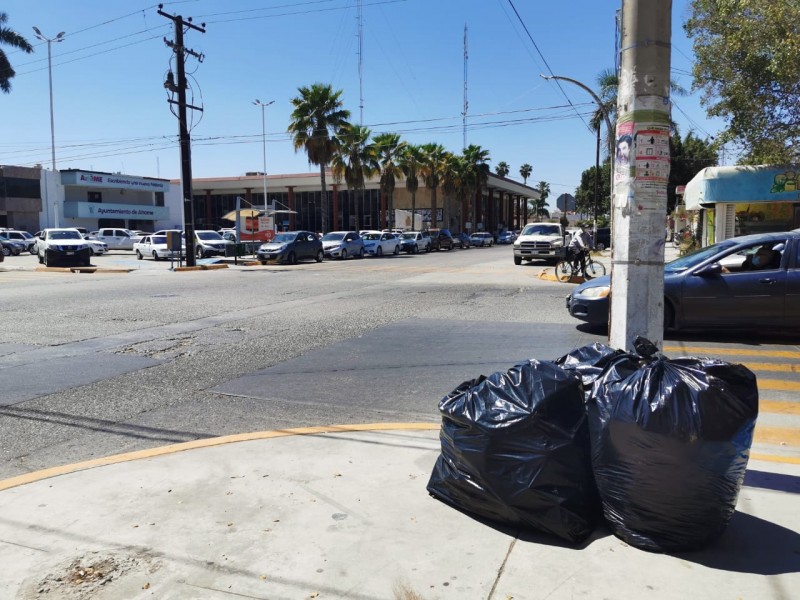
[357, 0, 364, 124]
[462, 23, 468, 149]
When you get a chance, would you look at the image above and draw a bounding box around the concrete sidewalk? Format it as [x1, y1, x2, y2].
[1, 424, 798, 600]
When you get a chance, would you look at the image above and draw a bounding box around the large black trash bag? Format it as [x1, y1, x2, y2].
[588, 337, 759, 552]
[426, 360, 599, 544]
[554, 342, 628, 398]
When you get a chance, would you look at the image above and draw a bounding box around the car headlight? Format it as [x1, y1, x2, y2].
[513, 241, 521, 247]
[552, 239, 563, 247]
[579, 285, 610, 298]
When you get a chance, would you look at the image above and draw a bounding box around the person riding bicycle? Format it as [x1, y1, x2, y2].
[569, 223, 593, 276]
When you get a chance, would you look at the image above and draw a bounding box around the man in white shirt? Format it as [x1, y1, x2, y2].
[569, 224, 593, 276]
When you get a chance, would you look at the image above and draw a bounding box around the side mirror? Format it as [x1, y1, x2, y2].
[694, 263, 722, 277]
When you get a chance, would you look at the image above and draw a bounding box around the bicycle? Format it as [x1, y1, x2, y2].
[554, 250, 606, 282]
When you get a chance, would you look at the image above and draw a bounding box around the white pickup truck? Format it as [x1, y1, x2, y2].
[513, 223, 568, 265]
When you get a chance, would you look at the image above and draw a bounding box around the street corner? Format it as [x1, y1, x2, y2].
[537, 269, 586, 284]
[172, 263, 229, 272]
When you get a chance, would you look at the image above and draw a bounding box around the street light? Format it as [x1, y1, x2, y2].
[33, 28, 65, 171]
[540, 74, 613, 241]
[253, 99, 275, 211]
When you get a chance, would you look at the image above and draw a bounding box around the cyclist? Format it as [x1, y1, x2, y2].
[569, 223, 593, 276]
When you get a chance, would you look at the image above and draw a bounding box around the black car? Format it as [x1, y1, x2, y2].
[256, 230, 324, 265]
[566, 231, 800, 331]
[452, 232, 471, 248]
[593, 227, 610, 250]
[428, 229, 455, 251]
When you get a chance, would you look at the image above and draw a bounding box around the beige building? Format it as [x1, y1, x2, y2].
[186, 171, 539, 233]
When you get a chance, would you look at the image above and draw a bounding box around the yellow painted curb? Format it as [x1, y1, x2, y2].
[173, 263, 229, 272]
[0, 422, 440, 492]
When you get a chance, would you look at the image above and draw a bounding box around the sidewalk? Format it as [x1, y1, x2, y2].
[1, 423, 798, 599]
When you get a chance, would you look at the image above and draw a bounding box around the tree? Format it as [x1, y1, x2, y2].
[399, 144, 424, 229]
[0, 12, 34, 94]
[574, 159, 611, 220]
[373, 132, 406, 229]
[331, 123, 373, 231]
[668, 130, 717, 212]
[463, 144, 491, 230]
[441, 152, 467, 230]
[420, 143, 447, 229]
[519, 163, 532, 184]
[495, 161, 510, 178]
[288, 83, 351, 233]
[529, 181, 551, 221]
[685, 1, 800, 164]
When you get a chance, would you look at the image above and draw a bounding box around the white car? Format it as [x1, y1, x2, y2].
[95, 228, 136, 250]
[36, 228, 93, 267]
[361, 230, 401, 256]
[84, 235, 109, 255]
[134, 234, 186, 261]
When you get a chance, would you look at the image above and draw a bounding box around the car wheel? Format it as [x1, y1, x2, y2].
[88, 248, 95, 256]
[196, 247, 204, 259]
[664, 303, 674, 330]
[287, 251, 297, 265]
[394, 244, 400, 255]
[316, 250, 324, 263]
[412, 244, 418, 254]
[340, 249, 347, 260]
[1, 247, 9, 257]
[596, 243, 606, 251]
[514, 256, 522, 265]
[358, 248, 365, 258]
[376, 246, 383, 257]
[136, 250, 143, 260]
[44, 252, 51, 267]
[38, 252, 43, 264]
[153, 251, 160, 261]
[259, 260, 267, 265]
[425, 245, 430, 253]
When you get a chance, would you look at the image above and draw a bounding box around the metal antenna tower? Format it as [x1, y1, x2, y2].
[357, 0, 364, 124]
[462, 23, 468, 149]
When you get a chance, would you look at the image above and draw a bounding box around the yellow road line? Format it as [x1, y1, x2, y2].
[664, 346, 800, 359]
[761, 400, 800, 416]
[749, 453, 800, 465]
[759, 378, 800, 392]
[754, 426, 800, 446]
[743, 362, 800, 373]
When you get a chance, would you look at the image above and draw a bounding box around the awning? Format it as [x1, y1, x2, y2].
[684, 165, 800, 210]
[222, 208, 262, 221]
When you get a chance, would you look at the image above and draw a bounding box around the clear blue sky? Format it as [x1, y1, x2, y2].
[3, 0, 724, 208]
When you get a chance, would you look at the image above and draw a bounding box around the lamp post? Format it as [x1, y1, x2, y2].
[33, 27, 65, 227]
[540, 74, 613, 241]
[253, 99, 274, 212]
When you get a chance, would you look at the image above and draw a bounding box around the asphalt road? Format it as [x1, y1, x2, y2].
[1, 245, 798, 479]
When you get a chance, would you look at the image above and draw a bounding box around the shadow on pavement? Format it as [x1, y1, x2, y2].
[674, 511, 800, 575]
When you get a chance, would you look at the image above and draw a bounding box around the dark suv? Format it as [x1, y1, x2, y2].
[426, 229, 455, 251]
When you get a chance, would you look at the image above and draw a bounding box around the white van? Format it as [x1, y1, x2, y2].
[95, 228, 135, 250]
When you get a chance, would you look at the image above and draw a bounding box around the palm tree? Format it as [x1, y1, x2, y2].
[373, 132, 406, 229]
[462, 144, 491, 230]
[399, 144, 424, 230]
[529, 181, 551, 221]
[0, 12, 34, 94]
[519, 163, 532, 185]
[420, 142, 447, 229]
[495, 161, 510, 178]
[331, 123, 372, 231]
[441, 152, 466, 230]
[288, 83, 351, 233]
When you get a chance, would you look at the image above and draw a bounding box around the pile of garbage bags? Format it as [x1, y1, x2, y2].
[427, 337, 759, 552]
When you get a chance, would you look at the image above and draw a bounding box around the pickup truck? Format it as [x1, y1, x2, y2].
[513, 223, 568, 265]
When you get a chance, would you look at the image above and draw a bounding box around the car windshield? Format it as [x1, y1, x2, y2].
[197, 231, 223, 240]
[49, 230, 82, 240]
[362, 233, 381, 240]
[664, 239, 739, 273]
[521, 224, 561, 235]
[322, 233, 345, 241]
[402, 233, 417, 240]
[272, 233, 295, 243]
[19, 232, 33, 239]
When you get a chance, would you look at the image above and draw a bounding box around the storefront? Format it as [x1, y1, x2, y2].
[684, 165, 800, 246]
[59, 169, 181, 232]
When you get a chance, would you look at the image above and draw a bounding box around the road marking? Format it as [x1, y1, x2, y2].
[761, 400, 800, 416]
[743, 362, 800, 373]
[754, 426, 800, 446]
[664, 346, 800, 359]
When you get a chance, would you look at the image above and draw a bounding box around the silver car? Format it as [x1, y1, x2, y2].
[321, 231, 365, 259]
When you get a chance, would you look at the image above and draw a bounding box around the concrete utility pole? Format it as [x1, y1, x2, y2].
[609, 0, 672, 351]
[159, 5, 205, 267]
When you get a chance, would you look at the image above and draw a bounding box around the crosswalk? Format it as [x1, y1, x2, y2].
[664, 343, 800, 464]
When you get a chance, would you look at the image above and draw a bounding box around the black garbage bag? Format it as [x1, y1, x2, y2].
[426, 359, 599, 544]
[588, 338, 759, 552]
[554, 342, 628, 398]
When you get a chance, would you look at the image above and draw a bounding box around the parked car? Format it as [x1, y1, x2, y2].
[134, 234, 186, 261]
[194, 230, 233, 258]
[497, 230, 516, 244]
[399, 231, 431, 254]
[2, 230, 36, 253]
[36, 228, 93, 267]
[257, 230, 324, 264]
[566, 231, 800, 331]
[428, 229, 455, 251]
[361, 230, 401, 256]
[321, 231, 365, 259]
[594, 227, 611, 250]
[469, 232, 495, 247]
[95, 228, 135, 250]
[0, 234, 27, 256]
[83, 235, 109, 255]
[452, 232, 471, 249]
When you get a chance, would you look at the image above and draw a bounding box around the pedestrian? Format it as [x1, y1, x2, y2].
[569, 223, 593, 276]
